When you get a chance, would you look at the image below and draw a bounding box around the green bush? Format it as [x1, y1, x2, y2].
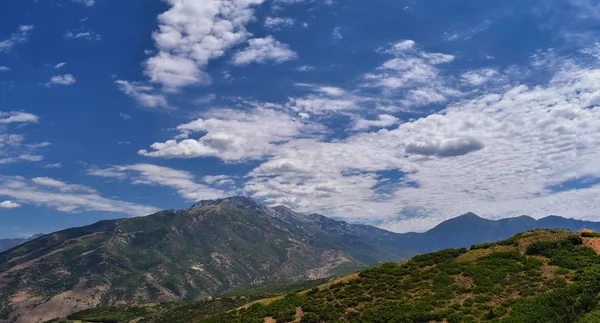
[581, 232, 600, 238]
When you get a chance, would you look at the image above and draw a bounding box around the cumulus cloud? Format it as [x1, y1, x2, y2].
[0, 25, 34, 53]
[88, 163, 228, 201]
[54, 62, 67, 69]
[0, 200, 21, 209]
[145, 53, 210, 92]
[240, 64, 600, 232]
[0, 66, 9, 71]
[232, 36, 297, 65]
[0, 175, 158, 215]
[143, 0, 265, 91]
[139, 108, 324, 162]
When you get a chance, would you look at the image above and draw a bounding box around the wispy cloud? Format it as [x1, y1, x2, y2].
[87, 163, 230, 201]
[331, 26, 343, 41]
[0, 175, 158, 215]
[0, 25, 34, 53]
[64, 30, 101, 41]
[71, 0, 95, 6]
[114, 80, 167, 109]
[264, 16, 295, 30]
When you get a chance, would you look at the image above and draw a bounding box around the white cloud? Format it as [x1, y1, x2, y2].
[240, 65, 600, 232]
[0, 25, 34, 53]
[297, 65, 315, 72]
[202, 174, 235, 187]
[72, 0, 95, 6]
[0, 111, 39, 124]
[119, 112, 131, 120]
[46, 74, 76, 86]
[44, 163, 62, 169]
[115, 80, 167, 108]
[232, 36, 297, 66]
[64, 30, 101, 41]
[0, 175, 158, 215]
[145, 53, 210, 92]
[331, 26, 343, 41]
[0, 154, 44, 165]
[32, 177, 96, 193]
[400, 87, 459, 107]
[363, 40, 460, 110]
[18, 154, 43, 162]
[366, 42, 455, 90]
[352, 114, 399, 131]
[54, 62, 67, 69]
[139, 108, 324, 162]
[142, 0, 265, 91]
[0, 66, 9, 71]
[381, 40, 416, 55]
[88, 164, 228, 201]
[461, 68, 500, 86]
[405, 137, 485, 157]
[582, 42, 600, 60]
[444, 20, 492, 42]
[265, 17, 295, 29]
[0, 200, 21, 209]
[286, 96, 359, 114]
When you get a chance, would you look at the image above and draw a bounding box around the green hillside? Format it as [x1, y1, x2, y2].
[63, 229, 600, 323]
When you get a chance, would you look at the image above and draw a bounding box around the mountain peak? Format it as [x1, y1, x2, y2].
[190, 196, 262, 211]
[457, 212, 482, 219]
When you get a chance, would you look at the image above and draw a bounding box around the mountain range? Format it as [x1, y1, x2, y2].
[65, 229, 600, 323]
[0, 234, 43, 253]
[1, 196, 600, 322]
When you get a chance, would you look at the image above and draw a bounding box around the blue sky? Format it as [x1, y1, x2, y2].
[1, 0, 600, 238]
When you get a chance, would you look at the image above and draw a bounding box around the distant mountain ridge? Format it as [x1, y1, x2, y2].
[416, 212, 600, 253]
[0, 234, 44, 253]
[1, 196, 599, 322]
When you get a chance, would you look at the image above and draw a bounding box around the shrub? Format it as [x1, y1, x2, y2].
[412, 248, 467, 267]
[581, 231, 600, 238]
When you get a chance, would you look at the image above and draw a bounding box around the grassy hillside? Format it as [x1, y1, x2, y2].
[65, 229, 600, 323]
